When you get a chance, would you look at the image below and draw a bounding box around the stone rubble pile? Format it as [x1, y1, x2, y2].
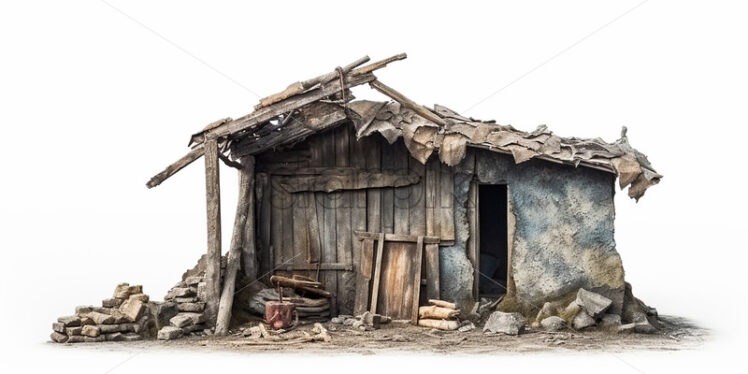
[156, 273, 211, 340]
[50, 283, 154, 343]
[528, 286, 660, 334]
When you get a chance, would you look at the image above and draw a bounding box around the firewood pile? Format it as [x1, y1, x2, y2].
[249, 288, 330, 320]
[50, 283, 153, 343]
[417, 299, 463, 331]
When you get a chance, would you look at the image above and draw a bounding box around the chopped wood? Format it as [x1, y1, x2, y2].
[255, 56, 370, 109]
[369, 79, 447, 126]
[146, 144, 204, 188]
[428, 299, 457, 310]
[419, 305, 460, 320]
[417, 318, 459, 331]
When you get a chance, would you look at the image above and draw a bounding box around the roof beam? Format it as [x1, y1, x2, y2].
[146, 144, 204, 188]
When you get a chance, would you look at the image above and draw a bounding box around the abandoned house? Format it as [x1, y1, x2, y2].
[70, 53, 661, 340]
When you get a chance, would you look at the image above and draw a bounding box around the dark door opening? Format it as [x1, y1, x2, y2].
[478, 184, 508, 297]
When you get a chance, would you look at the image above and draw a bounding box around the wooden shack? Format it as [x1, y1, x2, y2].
[147, 54, 661, 333]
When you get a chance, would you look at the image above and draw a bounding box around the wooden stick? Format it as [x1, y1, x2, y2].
[146, 144, 204, 188]
[255, 56, 370, 109]
[215, 159, 253, 335]
[350, 53, 407, 77]
[269, 275, 322, 289]
[428, 299, 457, 310]
[369, 233, 385, 314]
[203, 137, 222, 324]
[369, 79, 447, 126]
[411, 235, 424, 325]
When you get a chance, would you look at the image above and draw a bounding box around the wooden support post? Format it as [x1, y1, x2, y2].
[204, 137, 222, 325]
[215, 157, 253, 335]
[242, 156, 257, 281]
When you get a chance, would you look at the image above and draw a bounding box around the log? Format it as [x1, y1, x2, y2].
[350, 53, 407, 77]
[428, 299, 457, 310]
[242, 156, 258, 280]
[255, 56, 370, 109]
[417, 319, 459, 331]
[298, 285, 332, 299]
[146, 144, 204, 188]
[419, 305, 459, 320]
[269, 275, 322, 289]
[215, 158, 254, 335]
[369, 79, 447, 126]
[204, 137, 222, 324]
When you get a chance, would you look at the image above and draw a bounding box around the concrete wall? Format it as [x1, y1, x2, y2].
[440, 148, 626, 315]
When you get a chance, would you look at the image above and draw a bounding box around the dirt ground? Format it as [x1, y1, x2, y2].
[53, 315, 707, 355]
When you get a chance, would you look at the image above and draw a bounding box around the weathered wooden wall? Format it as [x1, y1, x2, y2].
[253, 122, 454, 314]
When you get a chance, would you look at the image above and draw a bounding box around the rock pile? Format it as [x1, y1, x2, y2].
[531, 287, 659, 334]
[50, 283, 154, 343]
[330, 311, 392, 331]
[157, 273, 211, 340]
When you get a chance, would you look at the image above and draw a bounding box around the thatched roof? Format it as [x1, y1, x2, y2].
[148, 54, 661, 200]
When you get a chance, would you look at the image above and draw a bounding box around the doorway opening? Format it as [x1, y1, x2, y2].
[478, 184, 508, 298]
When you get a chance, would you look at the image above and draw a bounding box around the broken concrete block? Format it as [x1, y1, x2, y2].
[84, 336, 106, 343]
[152, 302, 179, 330]
[174, 297, 198, 303]
[52, 322, 66, 333]
[80, 317, 95, 326]
[157, 326, 183, 340]
[618, 318, 658, 334]
[576, 289, 613, 318]
[483, 311, 526, 335]
[75, 305, 95, 316]
[167, 287, 195, 299]
[330, 317, 345, 324]
[184, 275, 202, 286]
[170, 313, 203, 328]
[176, 302, 205, 313]
[120, 299, 145, 322]
[102, 298, 124, 308]
[540, 316, 566, 332]
[50, 332, 68, 343]
[572, 311, 596, 330]
[57, 316, 81, 327]
[92, 307, 113, 315]
[113, 283, 131, 299]
[66, 326, 83, 336]
[128, 293, 149, 303]
[196, 282, 207, 300]
[343, 317, 357, 326]
[81, 325, 101, 337]
[86, 311, 114, 325]
[99, 324, 121, 334]
[599, 313, 622, 328]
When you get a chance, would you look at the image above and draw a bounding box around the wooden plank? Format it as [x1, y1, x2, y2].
[392, 140, 409, 234]
[354, 231, 440, 244]
[380, 140, 396, 234]
[275, 262, 352, 271]
[369, 79, 447, 127]
[256, 173, 271, 277]
[353, 238, 375, 315]
[467, 179, 479, 300]
[364, 136, 382, 233]
[203, 137, 222, 324]
[506, 185, 516, 296]
[408, 156, 426, 236]
[424, 243, 440, 301]
[305, 192, 322, 264]
[334, 125, 355, 315]
[146, 144, 203, 188]
[270, 177, 283, 269]
[274, 171, 420, 193]
[319, 132, 338, 316]
[369, 233, 385, 314]
[411, 236, 424, 325]
[292, 191, 309, 268]
[425, 157, 440, 237]
[190, 72, 377, 145]
[350, 128, 368, 315]
[216, 159, 253, 335]
[241, 156, 257, 281]
[439, 162, 455, 242]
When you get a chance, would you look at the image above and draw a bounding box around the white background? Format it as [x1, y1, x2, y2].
[1, 0, 746, 372]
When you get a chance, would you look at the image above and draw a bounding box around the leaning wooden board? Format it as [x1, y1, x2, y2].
[354, 232, 439, 324]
